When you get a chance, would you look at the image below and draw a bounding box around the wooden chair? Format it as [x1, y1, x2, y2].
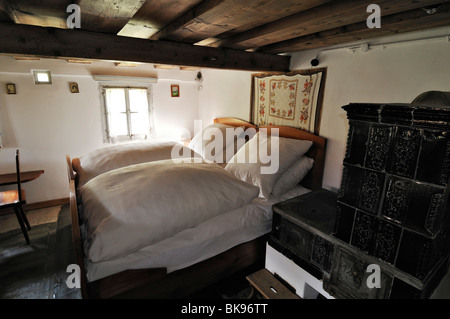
[0, 150, 31, 244]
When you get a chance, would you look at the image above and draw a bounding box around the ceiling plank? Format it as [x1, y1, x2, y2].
[152, 0, 333, 44]
[6, 0, 72, 28]
[211, 0, 334, 40]
[212, 0, 450, 50]
[0, 22, 290, 72]
[76, 0, 147, 33]
[118, 0, 203, 39]
[149, 0, 227, 41]
[259, 4, 450, 53]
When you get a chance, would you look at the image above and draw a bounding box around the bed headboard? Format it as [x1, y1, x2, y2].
[213, 117, 326, 190]
[214, 117, 257, 130]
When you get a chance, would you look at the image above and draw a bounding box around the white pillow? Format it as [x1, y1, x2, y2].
[189, 123, 256, 163]
[272, 156, 314, 197]
[225, 132, 312, 198]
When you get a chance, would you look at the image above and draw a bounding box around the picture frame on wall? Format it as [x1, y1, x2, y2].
[171, 84, 180, 97]
[6, 83, 16, 94]
[69, 82, 79, 93]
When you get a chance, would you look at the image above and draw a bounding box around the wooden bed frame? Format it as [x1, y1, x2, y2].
[67, 117, 326, 299]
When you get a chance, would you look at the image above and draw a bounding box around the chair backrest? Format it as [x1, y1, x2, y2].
[15, 149, 23, 202]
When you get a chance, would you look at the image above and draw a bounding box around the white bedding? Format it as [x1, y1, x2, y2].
[84, 185, 311, 282]
[80, 159, 259, 263]
[73, 139, 200, 187]
[74, 132, 317, 283]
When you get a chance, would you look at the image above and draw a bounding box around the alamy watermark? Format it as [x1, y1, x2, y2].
[65, 262, 382, 291]
[367, 4, 381, 29]
[65, 4, 381, 31]
[170, 120, 280, 174]
[66, 264, 81, 289]
[366, 263, 381, 288]
[66, 4, 81, 29]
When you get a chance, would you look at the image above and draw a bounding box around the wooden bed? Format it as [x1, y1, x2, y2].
[67, 117, 326, 299]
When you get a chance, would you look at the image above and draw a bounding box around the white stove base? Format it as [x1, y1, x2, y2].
[264, 243, 334, 299]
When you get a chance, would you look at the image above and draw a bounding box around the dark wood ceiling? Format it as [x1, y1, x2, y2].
[0, 0, 449, 71]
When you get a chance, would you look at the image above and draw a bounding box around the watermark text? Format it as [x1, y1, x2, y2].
[66, 4, 81, 29]
[367, 4, 381, 29]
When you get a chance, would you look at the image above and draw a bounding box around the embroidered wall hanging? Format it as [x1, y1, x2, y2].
[251, 68, 326, 134]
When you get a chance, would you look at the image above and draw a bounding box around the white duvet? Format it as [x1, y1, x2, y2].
[80, 159, 260, 263]
[73, 140, 200, 187]
[84, 185, 311, 282]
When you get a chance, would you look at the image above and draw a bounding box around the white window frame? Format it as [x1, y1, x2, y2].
[99, 84, 155, 143]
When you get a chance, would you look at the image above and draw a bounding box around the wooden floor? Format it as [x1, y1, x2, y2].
[2, 205, 450, 299]
[0, 204, 257, 300]
[0, 205, 81, 299]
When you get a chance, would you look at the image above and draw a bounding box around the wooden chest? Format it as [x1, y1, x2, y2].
[270, 189, 337, 280]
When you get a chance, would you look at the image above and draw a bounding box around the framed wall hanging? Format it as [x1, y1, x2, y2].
[6, 83, 16, 94]
[69, 82, 79, 93]
[171, 84, 180, 97]
[250, 68, 326, 134]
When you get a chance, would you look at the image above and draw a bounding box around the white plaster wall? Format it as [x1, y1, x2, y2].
[0, 56, 198, 203]
[198, 69, 253, 125]
[153, 79, 199, 140]
[289, 34, 450, 191]
[0, 71, 104, 203]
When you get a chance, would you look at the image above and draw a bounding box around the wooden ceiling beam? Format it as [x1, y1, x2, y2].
[259, 4, 450, 54]
[75, 0, 147, 34]
[0, 22, 290, 72]
[211, 0, 450, 50]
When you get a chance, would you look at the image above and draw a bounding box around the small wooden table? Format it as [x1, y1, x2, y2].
[246, 269, 301, 299]
[0, 170, 44, 186]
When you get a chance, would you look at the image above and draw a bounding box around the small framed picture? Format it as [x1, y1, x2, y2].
[6, 83, 16, 94]
[171, 84, 179, 97]
[69, 82, 79, 93]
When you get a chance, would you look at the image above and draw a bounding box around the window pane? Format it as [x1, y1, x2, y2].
[105, 88, 128, 136]
[105, 88, 126, 113]
[110, 113, 128, 136]
[130, 113, 149, 136]
[129, 89, 150, 135]
[129, 89, 148, 112]
[37, 72, 49, 82]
